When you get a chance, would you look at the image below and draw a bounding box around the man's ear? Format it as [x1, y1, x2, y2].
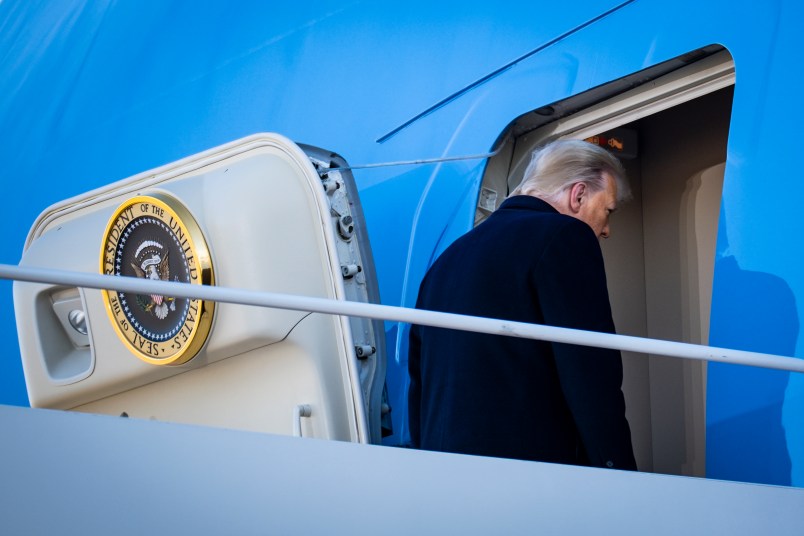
[568, 182, 586, 214]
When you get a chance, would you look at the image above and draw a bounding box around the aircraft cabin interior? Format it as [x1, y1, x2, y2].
[476, 47, 734, 476]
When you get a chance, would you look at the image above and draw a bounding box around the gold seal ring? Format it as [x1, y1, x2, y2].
[100, 193, 214, 365]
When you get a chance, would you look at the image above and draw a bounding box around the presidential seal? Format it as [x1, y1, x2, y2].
[100, 193, 214, 365]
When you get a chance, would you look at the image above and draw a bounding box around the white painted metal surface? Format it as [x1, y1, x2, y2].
[1, 404, 802, 535]
[11, 134, 379, 443]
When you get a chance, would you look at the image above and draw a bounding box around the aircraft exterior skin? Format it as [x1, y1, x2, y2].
[2, 0, 804, 498]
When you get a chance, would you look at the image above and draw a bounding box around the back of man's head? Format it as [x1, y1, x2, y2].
[511, 139, 630, 203]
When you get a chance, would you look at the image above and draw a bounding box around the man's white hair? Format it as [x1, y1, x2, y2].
[511, 139, 630, 203]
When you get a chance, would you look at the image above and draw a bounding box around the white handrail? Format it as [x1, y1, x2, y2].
[3, 263, 803, 373]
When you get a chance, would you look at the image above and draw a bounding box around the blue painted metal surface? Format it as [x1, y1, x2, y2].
[2, 0, 804, 488]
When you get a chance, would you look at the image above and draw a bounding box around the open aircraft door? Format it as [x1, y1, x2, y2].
[13, 133, 387, 444]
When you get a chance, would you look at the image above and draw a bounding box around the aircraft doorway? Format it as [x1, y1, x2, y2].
[601, 88, 731, 476]
[477, 48, 734, 476]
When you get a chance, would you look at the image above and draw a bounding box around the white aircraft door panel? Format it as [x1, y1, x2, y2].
[14, 133, 385, 443]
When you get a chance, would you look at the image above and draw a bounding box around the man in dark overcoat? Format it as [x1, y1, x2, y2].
[408, 139, 637, 470]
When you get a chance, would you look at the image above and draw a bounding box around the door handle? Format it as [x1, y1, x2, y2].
[293, 404, 312, 437]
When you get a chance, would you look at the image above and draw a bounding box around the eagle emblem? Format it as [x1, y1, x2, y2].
[102, 194, 214, 365]
[130, 240, 176, 320]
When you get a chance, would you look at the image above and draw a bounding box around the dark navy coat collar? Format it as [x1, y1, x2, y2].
[498, 195, 558, 214]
